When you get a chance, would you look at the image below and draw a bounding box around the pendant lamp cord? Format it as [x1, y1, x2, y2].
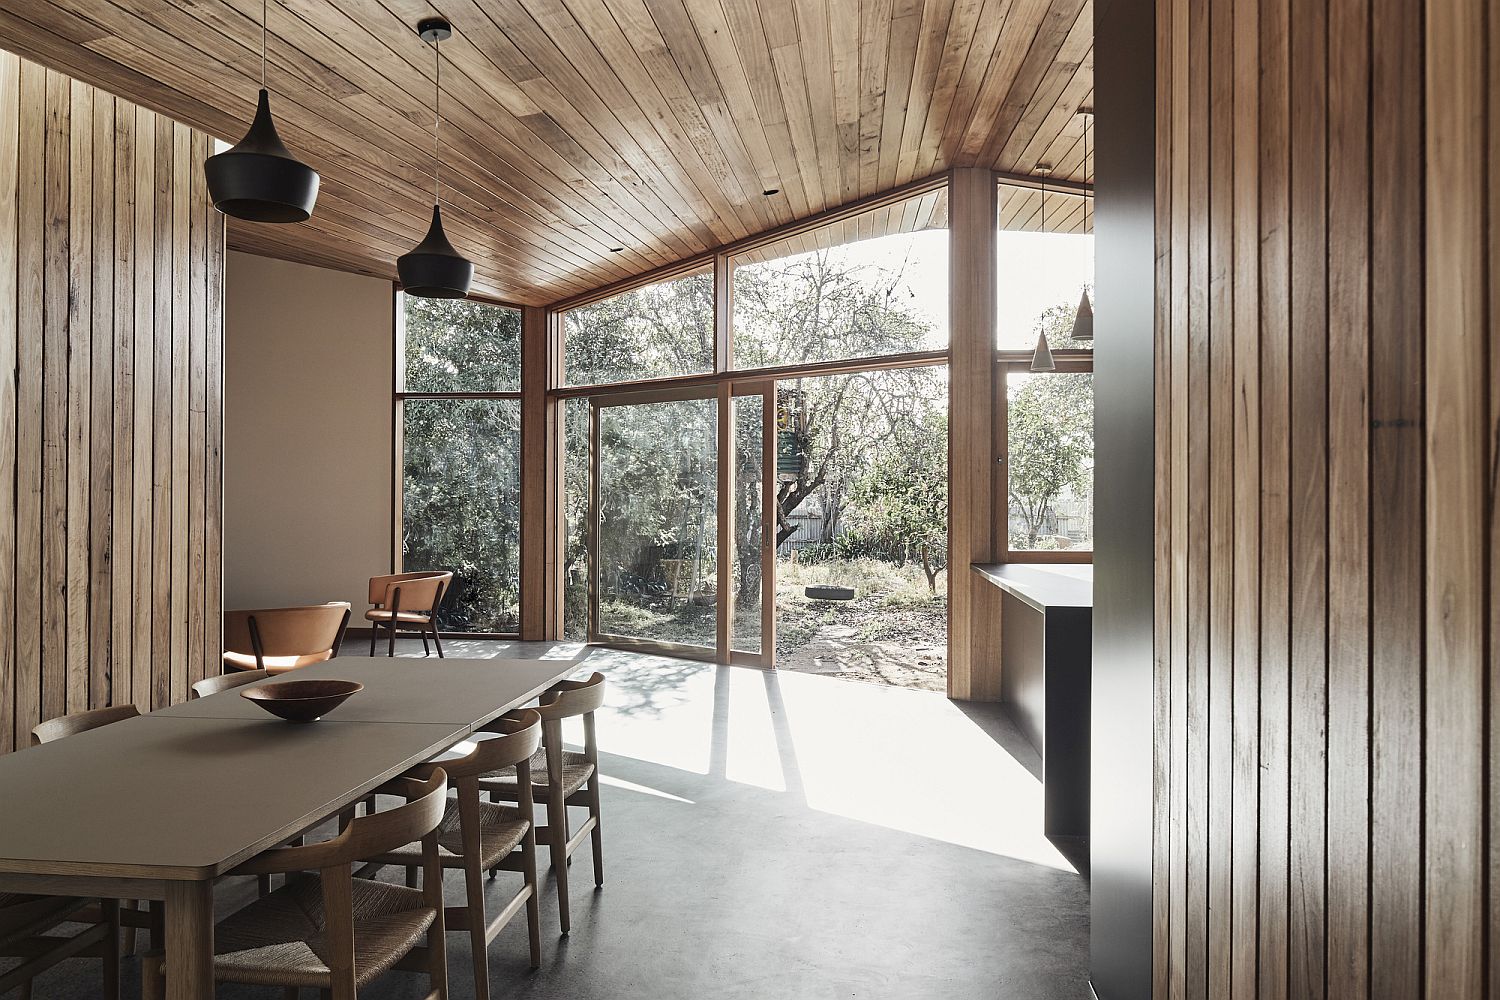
[432, 35, 442, 208]
[260, 0, 267, 88]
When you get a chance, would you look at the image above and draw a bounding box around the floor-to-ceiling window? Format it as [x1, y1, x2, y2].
[396, 293, 523, 633]
[553, 182, 951, 689]
[995, 181, 1094, 561]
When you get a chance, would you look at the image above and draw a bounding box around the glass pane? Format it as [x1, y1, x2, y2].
[996, 183, 1094, 352]
[401, 399, 521, 631]
[562, 397, 591, 642]
[401, 294, 521, 392]
[731, 187, 949, 370]
[774, 367, 948, 690]
[732, 394, 763, 654]
[596, 397, 718, 648]
[561, 268, 714, 386]
[1005, 371, 1095, 552]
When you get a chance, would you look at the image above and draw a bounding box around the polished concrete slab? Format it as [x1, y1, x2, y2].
[23, 641, 1090, 999]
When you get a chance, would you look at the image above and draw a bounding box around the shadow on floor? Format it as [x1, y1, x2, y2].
[28, 641, 1091, 1000]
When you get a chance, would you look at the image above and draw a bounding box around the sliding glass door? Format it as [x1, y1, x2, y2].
[586, 384, 773, 662]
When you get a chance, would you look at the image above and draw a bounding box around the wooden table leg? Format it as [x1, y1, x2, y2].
[164, 881, 213, 1000]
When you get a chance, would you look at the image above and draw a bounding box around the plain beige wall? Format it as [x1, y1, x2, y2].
[224, 251, 393, 617]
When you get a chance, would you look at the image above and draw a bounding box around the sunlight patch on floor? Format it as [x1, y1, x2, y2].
[585, 648, 1075, 873]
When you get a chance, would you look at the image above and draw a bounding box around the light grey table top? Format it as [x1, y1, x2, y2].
[0, 656, 588, 880]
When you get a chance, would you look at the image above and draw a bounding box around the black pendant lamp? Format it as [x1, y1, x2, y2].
[398, 18, 473, 299]
[1070, 107, 1095, 341]
[204, 0, 319, 223]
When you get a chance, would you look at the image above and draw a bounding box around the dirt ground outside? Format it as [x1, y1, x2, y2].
[593, 557, 948, 692]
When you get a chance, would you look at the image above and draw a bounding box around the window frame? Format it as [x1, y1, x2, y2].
[993, 351, 1095, 565]
[393, 288, 525, 638]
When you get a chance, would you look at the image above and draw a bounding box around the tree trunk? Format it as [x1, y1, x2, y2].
[920, 543, 941, 593]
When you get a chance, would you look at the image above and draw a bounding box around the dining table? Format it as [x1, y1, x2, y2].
[0, 654, 590, 998]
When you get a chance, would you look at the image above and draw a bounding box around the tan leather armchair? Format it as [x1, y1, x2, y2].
[222, 602, 352, 674]
[365, 572, 452, 658]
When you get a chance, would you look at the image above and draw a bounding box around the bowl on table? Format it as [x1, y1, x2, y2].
[240, 678, 364, 723]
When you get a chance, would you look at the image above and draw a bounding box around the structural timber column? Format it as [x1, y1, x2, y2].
[519, 305, 555, 640]
[947, 167, 1002, 701]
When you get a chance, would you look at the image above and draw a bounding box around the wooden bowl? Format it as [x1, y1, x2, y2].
[240, 678, 364, 723]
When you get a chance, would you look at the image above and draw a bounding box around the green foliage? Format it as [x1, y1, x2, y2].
[562, 271, 714, 385]
[1005, 372, 1094, 549]
[402, 398, 521, 631]
[841, 407, 948, 589]
[403, 296, 521, 392]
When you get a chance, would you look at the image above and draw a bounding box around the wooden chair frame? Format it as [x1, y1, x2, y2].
[480, 674, 605, 935]
[0, 896, 120, 999]
[370, 710, 543, 1000]
[143, 773, 451, 1000]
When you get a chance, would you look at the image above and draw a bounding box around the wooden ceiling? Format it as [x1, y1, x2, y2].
[0, 0, 1093, 305]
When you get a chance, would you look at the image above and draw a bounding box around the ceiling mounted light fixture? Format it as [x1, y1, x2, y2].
[1031, 166, 1057, 372]
[397, 17, 474, 299]
[204, 0, 320, 222]
[1070, 108, 1095, 341]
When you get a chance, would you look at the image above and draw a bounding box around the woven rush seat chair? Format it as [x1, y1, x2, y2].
[367, 709, 543, 999]
[223, 602, 352, 674]
[364, 572, 452, 658]
[0, 892, 120, 999]
[478, 673, 605, 934]
[143, 771, 451, 1000]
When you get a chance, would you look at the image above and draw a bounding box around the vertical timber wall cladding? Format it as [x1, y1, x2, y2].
[0, 50, 223, 753]
[1153, 0, 1497, 996]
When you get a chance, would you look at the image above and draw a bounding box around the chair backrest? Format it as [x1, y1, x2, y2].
[437, 710, 542, 780]
[223, 603, 351, 657]
[192, 669, 269, 699]
[32, 704, 141, 745]
[230, 771, 450, 877]
[536, 672, 606, 722]
[368, 572, 451, 612]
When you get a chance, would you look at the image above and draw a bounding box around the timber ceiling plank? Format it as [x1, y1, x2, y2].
[4, 0, 1092, 304]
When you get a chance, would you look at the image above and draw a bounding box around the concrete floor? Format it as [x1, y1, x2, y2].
[24, 640, 1090, 999]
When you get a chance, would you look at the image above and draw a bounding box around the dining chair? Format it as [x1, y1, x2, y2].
[0, 894, 120, 1000]
[191, 668, 268, 699]
[223, 602, 352, 674]
[364, 572, 452, 658]
[478, 673, 606, 934]
[142, 771, 451, 1000]
[30, 706, 147, 980]
[367, 710, 543, 1000]
[30, 704, 141, 746]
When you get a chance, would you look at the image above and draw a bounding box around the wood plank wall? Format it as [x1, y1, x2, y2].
[1152, 0, 1498, 993]
[0, 49, 223, 753]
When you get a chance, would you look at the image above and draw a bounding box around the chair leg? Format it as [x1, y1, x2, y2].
[463, 857, 490, 1000]
[430, 619, 445, 658]
[121, 899, 138, 956]
[388, 622, 397, 657]
[283, 989, 299, 1000]
[548, 785, 571, 934]
[523, 823, 542, 968]
[588, 773, 604, 888]
[421, 630, 430, 656]
[102, 898, 121, 1000]
[369, 624, 378, 657]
